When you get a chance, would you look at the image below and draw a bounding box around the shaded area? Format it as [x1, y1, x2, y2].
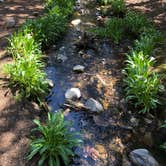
[126, 0, 166, 30]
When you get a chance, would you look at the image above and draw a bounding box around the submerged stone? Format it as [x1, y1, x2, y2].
[85, 98, 104, 113]
[73, 65, 85, 73]
[129, 149, 159, 166]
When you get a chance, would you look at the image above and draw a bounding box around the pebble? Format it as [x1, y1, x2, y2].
[129, 149, 159, 166]
[65, 88, 81, 100]
[73, 65, 85, 73]
[85, 98, 104, 113]
[6, 17, 16, 28]
[71, 19, 81, 26]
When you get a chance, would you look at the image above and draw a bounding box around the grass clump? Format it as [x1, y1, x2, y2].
[91, 18, 124, 44]
[27, 112, 82, 166]
[111, 0, 125, 14]
[4, 30, 48, 102]
[125, 10, 151, 35]
[23, 14, 67, 49]
[134, 28, 163, 55]
[123, 51, 163, 113]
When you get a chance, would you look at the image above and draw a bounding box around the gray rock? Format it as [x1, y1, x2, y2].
[0, 0, 4, 2]
[65, 88, 81, 100]
[46, 79, 54, 88]
[85, 98, 104, 113]
[6, 17, 16, 28]
[129, 149, 159, 166]
[73, 65, 85, 73]
[57, 54, 68, 62]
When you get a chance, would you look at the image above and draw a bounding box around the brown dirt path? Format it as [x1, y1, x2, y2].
[0, 1, 44, 166]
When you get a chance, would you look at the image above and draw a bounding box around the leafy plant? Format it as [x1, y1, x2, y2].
[125, 10, 151, 35]
[27, 112, 82, 166]
[100, 0, 112, 5]
[7, 29, 41, 58]
[4, 55, 48, 102]
[91, 18, 124, 44]
[23, 14, 67, 49]
[123, 51, 163, 113]
[111, 0, 125, 14]
[134, 27, 163, 55]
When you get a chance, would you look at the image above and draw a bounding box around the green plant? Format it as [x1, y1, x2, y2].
[91, 18, 124, 44]
[111, 0, 125, 14]
[4, 55, 48, 102]
[100, 0, 112, 5]
[125, 10, 151, 35]
[23, 14, 67, 49]
[123, 51, 163, 113]
[27, 112, 82, 166]
[134, 27, 163, 55]
[7, 29, 41, 58]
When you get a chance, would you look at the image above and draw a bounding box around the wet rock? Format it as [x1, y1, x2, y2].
[71, 19, 81, 26]
[57, 54, 68, 62]
[129, 149, 159, 166]
[130, 117, 139, 127]
[85, 98, 104, 113]
[142, 132, 154, 147]
[0, 0, 4, 2]
[46, 79, 54, 88]
[65, 88, 81, 100]
[6, 17, 16, 28]
[73, 65, 85, 73]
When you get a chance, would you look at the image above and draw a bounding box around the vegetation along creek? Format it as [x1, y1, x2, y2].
[0, 0, 166, 165]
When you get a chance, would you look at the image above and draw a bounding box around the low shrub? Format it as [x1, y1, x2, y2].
[7, 29, 41, 58]
[125, 10, 151, 35]
[4, 55, 48, 102]
[99, 0, 112, 5]
[91, 18, 124, 44]
[27, 112, 82, 166]
[123, 51, 163, 113]
[134, 28, 163, 55]
[44, 0, 75, 16]
[111, 0, 125, 14]
[23, 14, 67, 49]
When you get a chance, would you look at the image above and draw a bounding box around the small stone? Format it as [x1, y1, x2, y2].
[73, 65, 85, 73]
[129, 149, 159, 166]
[0, 0, 4, 2]
[71, 19, 81, 26]
[46, 79, 54, 88]
[130, 117, 139, 127]
[85, 98, 104, 113]
[57, 54, 68, 62]
[6, 17, 16, 28]
[65, 88, 81, 100]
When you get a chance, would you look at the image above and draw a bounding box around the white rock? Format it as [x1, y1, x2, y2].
[129, 149, 159, 166]
[71, 19, 81, 26]
[46, 79, 54, 88]
[65, 88, 81, 100]
[85, 98, 104, 113]
[73, 65, 85, 73]
[6, 17, 16, 28]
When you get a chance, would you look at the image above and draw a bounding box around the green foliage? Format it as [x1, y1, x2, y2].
[23, 14, 67, 49]
[27, 112, 82, 166]
[125, 10, 151, 35]
[7, 29, 41, 58]
[4, 30, 48, 102]
[134, 28, 163, 55]
[91, 18, 124, 44]
[123, 51, 163, 113]
[111, 0, 125, 14]
[100, 0, 112, 5]
[44, 0, 75, 16]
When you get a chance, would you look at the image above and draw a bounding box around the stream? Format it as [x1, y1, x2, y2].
[44, 0, 166, 165]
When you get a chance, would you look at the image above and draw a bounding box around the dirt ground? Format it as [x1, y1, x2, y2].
[0, 0, 165, 166]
